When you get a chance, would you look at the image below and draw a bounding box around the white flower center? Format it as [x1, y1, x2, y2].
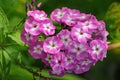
[92, 44, 102, 55]
[45, 54, 53, 63]
[55, 11, 65, 18]
[47, 41, 58, 49]
[33, 45, 42, 54]
[24, 33, 33, 41]
[73, 44, 85, 55]
[81, 60, 92, 66]
[75, 29, 87, 39]
[65, 56, 73, 65]
[43, 23, 50, 31]
[66, 17, 74, 23]
[82, 21, 92, 28]
[61, 35, 71, 46]
[29, 21, 39, 31]
[35, 14, 46, 20]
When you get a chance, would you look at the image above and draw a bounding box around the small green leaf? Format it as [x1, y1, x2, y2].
[8, 31, 24, 46]
[6, 61, 11, 75]
[0, 6, 9, 33]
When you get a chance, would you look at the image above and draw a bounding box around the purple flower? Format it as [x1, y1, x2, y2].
[91, 30, 109, 41]
[43, 36, 63, 54]
[50, 8, 68, 23]
[24, 17, 41, 35]
[77, 16, 98, 32]
[61, 8, 80, 26]
[21, 29, 38, 45]
[64, 53, 75, 70]
[62, 16, 77, 27]
[89, 40, 108, 61]
[57, 29, 72, 49]
[28, 41, 44, 59]
[97, 20, 106, 31]
[68, 41, 88, 56]
[71, 25, 91, 43]
[40, 19, 55, 36]
[73, 64, 89, 74]
[51, 52, 65, 72]
[41, 53, 54, 66]
[21, 6, 109, 76]
[74, 52, 95, 74]
[49, 69, 65, 77]
[76, 13, 92, 22]
[27, 10, 48, 22]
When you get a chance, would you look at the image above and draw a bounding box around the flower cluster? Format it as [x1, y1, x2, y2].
[21, 6, 109, 77]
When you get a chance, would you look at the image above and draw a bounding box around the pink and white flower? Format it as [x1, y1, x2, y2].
[21, 29, 38, 45]
[77, 18, 98, 32]
[71, 25, 91, 43]
[89, 40, 108, 61]
[28, 41, 44, 59]
[68, 41, 88, 56]
[40, 20, 55, 36]
[27, 10, 48, 22]
[42, 53, 54, 66]
[57, 29, 72, 49]
[43, 36, 63, 54]
[24, 17, 41, 35]
[50, 8, 68, 22]
[51, 52, 65, 72]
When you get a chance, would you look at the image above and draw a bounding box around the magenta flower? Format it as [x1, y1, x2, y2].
[50, 8, 68, 23]
[43, 36, 63, 54]
[64, 54, 75, 70]
[21, 29, 38, 45]
[61, 9, 80, 26]
[28, 41, 44, 59]
[89, 40, 108, 61]
[57, 29, 72, 49]
[71, 25, 91, 43]
[76, 13, 92, 22]
[41, 53, 54, 66]
[24, 17, 41, 35]
[21, 5, 109, 77]
[92, 30, 109, 41]
[73, 63, 91, 74]
[62, 15, 77, 27]
[51, 52, 65, 72]
[49, 69, 65, 77]
[77, 17, 98, 32]
[97, 20, 106, 31]
[40, 20, 55, 36]
[68, 41, 88, 56]
[27, 10, 48, 22]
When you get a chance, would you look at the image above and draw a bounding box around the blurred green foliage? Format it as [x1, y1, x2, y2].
[0, 0, 120, 80]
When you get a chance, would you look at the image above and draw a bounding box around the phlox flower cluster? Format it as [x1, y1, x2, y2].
[21, 7, 109, 77]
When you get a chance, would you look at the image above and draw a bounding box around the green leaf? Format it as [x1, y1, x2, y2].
[0, 6, 9, 33]
[8, 31, 24, 46]
[0, 64, 86, 80]
[41, 70, 86, 80]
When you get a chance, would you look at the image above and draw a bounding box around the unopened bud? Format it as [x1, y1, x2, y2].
[37, 2, 41, 8]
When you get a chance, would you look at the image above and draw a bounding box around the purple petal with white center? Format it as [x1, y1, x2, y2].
[49, 69, 65, 77]
[43, 36, 63, 54]
[57, 29, 72, 49]
[71, 25, 91, 43]
[21, 29, 38, 45]
[28, 41, 44, 59]
[24, 17, 41, 35]
[41, 53, 54, 66]
[89, 40, 108, 61]
[27, 10, 48, 22]
[40, 19, 55, 36]
[68, 41, 88, 56]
